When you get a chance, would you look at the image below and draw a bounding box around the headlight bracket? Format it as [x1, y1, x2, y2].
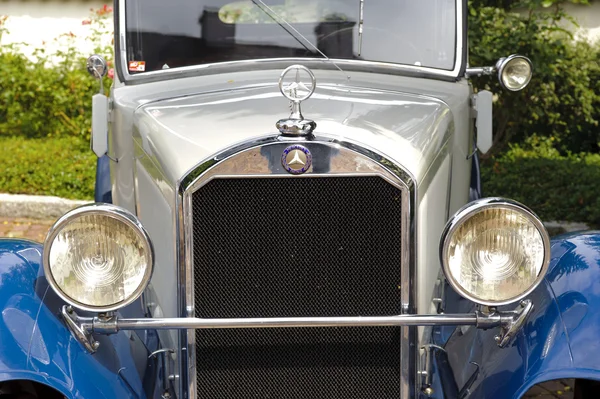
[63, 306, 100, 353]
[493, 300, 533, 348]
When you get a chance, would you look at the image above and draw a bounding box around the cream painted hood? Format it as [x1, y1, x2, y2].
[133, 79, 454, 186]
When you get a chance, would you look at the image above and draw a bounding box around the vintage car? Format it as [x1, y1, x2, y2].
[1, 0, 599, 398]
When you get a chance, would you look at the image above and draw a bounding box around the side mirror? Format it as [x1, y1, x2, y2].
[465, 54, 533, 92]
[86, 55, 109, 158]
[86, 54, 108, 80]
[466, 54, 532, 154]
[496, 55, 532, 92]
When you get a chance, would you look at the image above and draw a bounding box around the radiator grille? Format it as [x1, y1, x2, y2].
[191, 176, 404, 398]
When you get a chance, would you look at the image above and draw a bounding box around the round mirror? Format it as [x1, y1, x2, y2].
[86, 54, 108, 79]
[497, 55, 533, 91]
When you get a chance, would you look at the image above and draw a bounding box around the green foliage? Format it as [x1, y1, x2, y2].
[473, 0, 600, 224]
[0, 7, 112, 199]
[469, 0, 600, 155]
[0, 8, 113, 141]
[482, 136, 600, 225]
[471, 0, 589, 9]
[0, 136, 95, 199]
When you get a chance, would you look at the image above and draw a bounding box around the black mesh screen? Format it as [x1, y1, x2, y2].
[191, 176, 404, 398]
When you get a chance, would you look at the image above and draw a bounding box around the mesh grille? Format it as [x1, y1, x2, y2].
[191, 176, 404, 398]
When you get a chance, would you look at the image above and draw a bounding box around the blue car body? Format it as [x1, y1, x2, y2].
[95, 155, 113, 204]
[432, 231, 600, 398]
[0, 239, 166, 399]
[1, 232, 599, 398]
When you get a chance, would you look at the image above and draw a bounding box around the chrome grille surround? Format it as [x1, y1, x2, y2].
[177, 135, 417, 399]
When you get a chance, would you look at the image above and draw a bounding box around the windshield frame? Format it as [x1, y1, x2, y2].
[114, 0, 467, 85]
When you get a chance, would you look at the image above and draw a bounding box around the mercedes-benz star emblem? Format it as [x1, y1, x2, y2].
[281, 145, 312, 175]
[276, 65, 317, 136]
[278, 65, 316, 104]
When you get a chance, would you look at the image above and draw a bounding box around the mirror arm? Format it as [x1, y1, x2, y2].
[86, 55, 111, 159]
[465, 66, 496, 78]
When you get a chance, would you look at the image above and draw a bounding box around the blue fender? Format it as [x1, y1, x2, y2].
[0, 238, 151, 398]
[441, 231, 600, 398]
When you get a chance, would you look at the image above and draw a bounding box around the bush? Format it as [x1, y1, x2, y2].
[0, 7, 113, 142]
[469, 0, 600, 155]
[0, 136, 95, 199]
[482, 137, 600, 225]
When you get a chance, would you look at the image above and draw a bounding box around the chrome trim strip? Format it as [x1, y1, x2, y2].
[116, 1, 465, 85]
[177, 135, 417, 399]
[439, 198, 552, 307]
[42, 203, 155, 313]
[175, 175, 189, 399]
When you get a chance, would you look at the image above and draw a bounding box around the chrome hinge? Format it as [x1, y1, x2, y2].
[419, 344, 446, 397]
[107, 96, 114, 123]
[149, 348, 177, 397]
[432, 278, 446, 314]
[469, 94, 478, 119]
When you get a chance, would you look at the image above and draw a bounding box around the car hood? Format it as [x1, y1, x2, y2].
[133, 78, 454, 186]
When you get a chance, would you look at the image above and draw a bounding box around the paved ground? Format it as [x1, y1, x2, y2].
[523, 379, 575, 398]
[0, 217, 55, 242]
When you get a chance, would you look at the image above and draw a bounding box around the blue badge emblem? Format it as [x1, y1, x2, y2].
[281, 145, 312, 175]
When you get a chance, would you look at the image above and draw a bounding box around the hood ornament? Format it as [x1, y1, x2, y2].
[276, 65, 317, 136]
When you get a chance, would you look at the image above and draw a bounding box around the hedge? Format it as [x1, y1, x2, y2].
[1, 3, 599, 218]
[0, 136, 95, 199]
[0, 7, 113, 142]
[0, 7, 109, 200]
[469, 0, 600, 156]
[481, 138, 600, 226]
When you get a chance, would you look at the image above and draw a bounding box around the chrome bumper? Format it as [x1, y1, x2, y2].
[62, 300, 533, 353]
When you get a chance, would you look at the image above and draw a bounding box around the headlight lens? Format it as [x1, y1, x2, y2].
[440, 198, 550, 306]
[498, 55, 533, 91]
[43, 204, 153, 312]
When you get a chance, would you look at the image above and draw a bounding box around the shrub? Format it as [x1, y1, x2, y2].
[0, 7, 113, 142]
[469, 0, 600, 156]
[482, 137, 600, 225]
[0, 136, 95, 199]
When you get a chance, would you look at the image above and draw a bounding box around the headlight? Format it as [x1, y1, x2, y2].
[43, 204, 153, 312]
[497, 55, 533, 91]
[440, 198, 550, 306]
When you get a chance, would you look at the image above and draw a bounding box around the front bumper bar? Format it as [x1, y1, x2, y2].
[62, 300, 533, 353]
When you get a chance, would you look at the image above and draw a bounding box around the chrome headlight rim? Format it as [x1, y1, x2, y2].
[497, 54, 533, 92]
[440, 197, 551, 307]
[42, 203, 154, 313]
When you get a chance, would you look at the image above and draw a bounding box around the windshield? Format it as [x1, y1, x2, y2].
[123, 0, 457, 75]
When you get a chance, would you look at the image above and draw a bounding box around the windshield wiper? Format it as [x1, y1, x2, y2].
[251, 1, 312, 54]
[251, 0, 351, 81]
